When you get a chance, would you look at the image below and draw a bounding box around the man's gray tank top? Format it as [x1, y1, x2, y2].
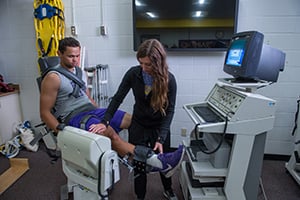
[49, 67, 91, 121]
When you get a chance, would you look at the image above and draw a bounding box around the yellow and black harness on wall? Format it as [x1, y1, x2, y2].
[33, 0, 65, 73]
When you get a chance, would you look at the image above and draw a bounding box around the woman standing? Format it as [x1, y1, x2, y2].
[93, 39, 182, 200]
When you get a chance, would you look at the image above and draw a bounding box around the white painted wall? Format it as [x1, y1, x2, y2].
[0, 0, 299, 155]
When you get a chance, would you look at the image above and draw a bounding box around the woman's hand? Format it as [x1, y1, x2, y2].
[89, 123, 107, 134]
[153, 142, 163, 154]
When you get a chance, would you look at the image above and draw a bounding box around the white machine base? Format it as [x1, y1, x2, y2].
[179, 161, 226, 200]
[73, 185, 101, 200]
[57, 126, 120, 200]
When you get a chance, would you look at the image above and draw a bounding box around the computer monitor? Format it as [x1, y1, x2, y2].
[223, 31, 285, 82]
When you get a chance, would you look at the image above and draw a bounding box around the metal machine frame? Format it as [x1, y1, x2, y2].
[180, 80, 277, 200]
[285, 98, 300, 185]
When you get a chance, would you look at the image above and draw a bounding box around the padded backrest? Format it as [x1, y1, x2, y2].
[38, 56, 60, 74]
[37, 56, 60, 91]
[37, 56, 85, 97]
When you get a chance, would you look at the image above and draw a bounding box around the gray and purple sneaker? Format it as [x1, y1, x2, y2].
[152, 144, 185, 178]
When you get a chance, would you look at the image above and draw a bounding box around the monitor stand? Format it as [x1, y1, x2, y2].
[218, 78, 271, 93]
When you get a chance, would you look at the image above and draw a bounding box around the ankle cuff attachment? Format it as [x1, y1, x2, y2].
[133, 145, 154, 174]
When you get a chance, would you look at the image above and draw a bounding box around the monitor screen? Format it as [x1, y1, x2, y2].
[223, 31, 285, 82]
[223, 31, 264, 81]
[225, 38, 246, 67]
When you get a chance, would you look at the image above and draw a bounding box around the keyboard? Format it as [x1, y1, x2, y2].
[193, 106, 223, 123]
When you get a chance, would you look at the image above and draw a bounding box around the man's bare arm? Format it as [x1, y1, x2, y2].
[40, 73, 61, 133]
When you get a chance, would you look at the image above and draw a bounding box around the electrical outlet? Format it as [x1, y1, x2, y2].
[181, 128, 187, 137]
[100, 25, 107, 36]
[71, 25, 77, 36]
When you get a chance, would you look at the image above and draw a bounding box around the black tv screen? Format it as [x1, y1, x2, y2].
[132, 0, 239, 51]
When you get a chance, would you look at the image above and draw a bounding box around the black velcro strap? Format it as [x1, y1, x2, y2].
[133, 145, 153, 162]
[63, 103, 96, 124]
[79, 114, 99, 130]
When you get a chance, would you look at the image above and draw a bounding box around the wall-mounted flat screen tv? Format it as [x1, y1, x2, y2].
[133, 0, 239, 51]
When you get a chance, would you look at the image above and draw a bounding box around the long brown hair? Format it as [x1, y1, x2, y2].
[136, 39, 169, 115]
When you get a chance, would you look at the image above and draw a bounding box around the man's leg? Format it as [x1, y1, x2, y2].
[90, 122, 185, 177]
[69, 110, 185, 174]
[102, 126, 135, 157]
[101, 120, 185, 178]
[69, 109, 135, 157]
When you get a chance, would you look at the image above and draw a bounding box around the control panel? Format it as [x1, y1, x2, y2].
[207, 85, 245, 118]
